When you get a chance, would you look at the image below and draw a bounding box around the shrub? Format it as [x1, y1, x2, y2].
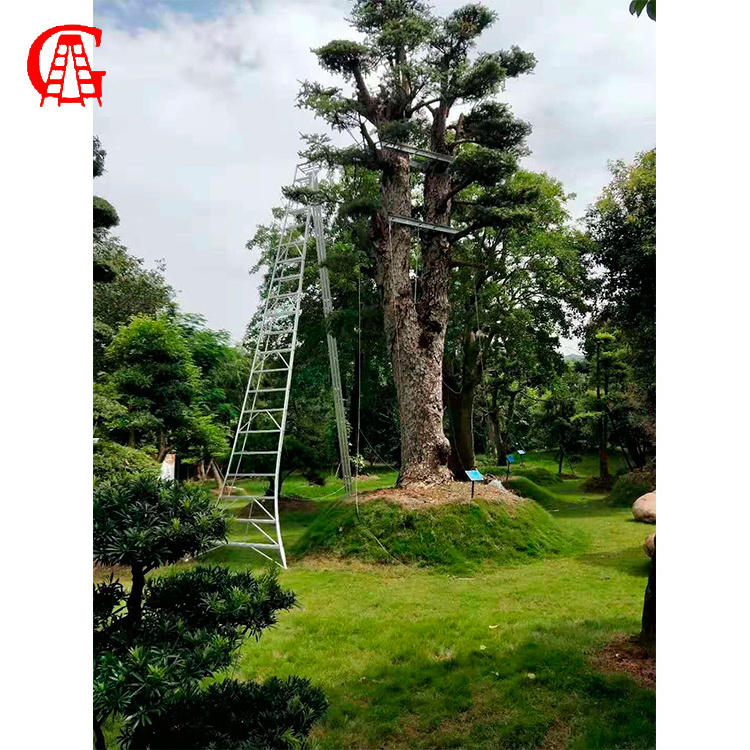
[93, 439, 158, 484]
[609, 467, 656, 507]
[93, 474, 327, 748]
[514, 467, 563, 485]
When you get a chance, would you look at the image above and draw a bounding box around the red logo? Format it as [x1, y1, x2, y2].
[28, 25, 105, 107]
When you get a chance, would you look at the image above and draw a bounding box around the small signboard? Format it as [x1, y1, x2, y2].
[506, 454, 515, 464]
[465, 469, 484, 482]
[160, 453, 176, 481]
[517, 449, 526, 455]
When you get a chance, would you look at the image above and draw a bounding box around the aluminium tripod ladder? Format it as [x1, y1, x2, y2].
[218, 163, 352, 567]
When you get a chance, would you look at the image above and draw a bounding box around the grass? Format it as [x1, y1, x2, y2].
[101, 452, 656, 749]
[292, 497, 587, 573]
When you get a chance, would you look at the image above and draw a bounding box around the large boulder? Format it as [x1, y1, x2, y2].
[632, 491, 656, 524]
[644, 533, 656, 558]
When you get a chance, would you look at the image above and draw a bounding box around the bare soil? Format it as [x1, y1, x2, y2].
[591, 634, 656, 688]
[353, 480, 524, 511]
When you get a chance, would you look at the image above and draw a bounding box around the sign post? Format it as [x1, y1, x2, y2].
[465, 469, 484, 498]
[505, 454, 515, 480]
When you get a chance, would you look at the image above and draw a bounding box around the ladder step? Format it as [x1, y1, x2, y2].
[234, 450, 278, 455]
[236, 428, 281, 434]
[227, 542, 280, 549]
[236, 518, 276, 525]
[255, 368, 288, 374]
[259, 348, 292, 356]
[288, 207, 309, 216]
[221, 494, 272, 500]
[231, 472, 276, 477]
[268, 292, 298, 302]
[276, 256, 304, 267]
[249, 387, 286, 393]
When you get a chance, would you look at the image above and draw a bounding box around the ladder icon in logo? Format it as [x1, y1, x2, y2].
[41, 34, 104, 106]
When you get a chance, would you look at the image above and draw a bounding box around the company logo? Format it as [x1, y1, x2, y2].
[28, 25, 106, 107]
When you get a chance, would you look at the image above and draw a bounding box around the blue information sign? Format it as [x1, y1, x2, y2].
[465, 469, 484, 482]
[506, 455, 515, 464]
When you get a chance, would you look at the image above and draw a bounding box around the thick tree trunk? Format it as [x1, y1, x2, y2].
[156, 432, 168, 464]
[375, 151, 451, 485]
[445, 384, 475, 479]
[640, 547, 656, 650]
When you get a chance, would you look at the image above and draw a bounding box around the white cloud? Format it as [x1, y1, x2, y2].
[95, 0, 654, 342]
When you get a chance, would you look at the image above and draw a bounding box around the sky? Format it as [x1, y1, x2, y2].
[93, 0, 655, 346]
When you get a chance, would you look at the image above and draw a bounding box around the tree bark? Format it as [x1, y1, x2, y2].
[127, 565, 146, 631]
[640, 546, 656, 651]
[445, 384, 475, 479]
[375, 151, 451, 485]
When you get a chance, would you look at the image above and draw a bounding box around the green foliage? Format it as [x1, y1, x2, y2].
[94, 474, 326, 748]
[93, 439, 157, 484]
[93, 239, 174, 370]
[105, 316, 202, 447]
[630, 0, 656, 21]
[609, 467, 656, 507]
[93, 474, 228, 572]
[93, 195, 119, 230]
[127, 676, 328, 750]
[294, 497, 586, 573]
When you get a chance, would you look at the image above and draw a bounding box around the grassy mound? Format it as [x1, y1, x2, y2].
[504, 476, 561, 509]
[292, 491, 586, 573]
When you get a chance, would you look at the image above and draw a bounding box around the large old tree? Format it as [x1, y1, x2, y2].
[300, 0, 536, 484]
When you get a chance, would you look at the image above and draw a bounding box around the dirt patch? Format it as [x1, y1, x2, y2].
[591, 635, 655, 688]
[537, 719, 572, 750]
[351, 480, 524, 511]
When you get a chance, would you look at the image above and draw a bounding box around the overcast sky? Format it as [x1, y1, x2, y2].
[93, 0, 655, 346]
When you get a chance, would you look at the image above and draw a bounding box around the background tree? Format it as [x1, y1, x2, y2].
[585, 149, 656, 415]
[298, 0, 537, 484]
[443, 170, 589, 475]
[93, 474, 327, 749]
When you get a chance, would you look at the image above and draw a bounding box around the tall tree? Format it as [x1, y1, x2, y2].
[585, 149, 656, 412]
[299, 1, 536, 484]
[443, 171, 588, 475]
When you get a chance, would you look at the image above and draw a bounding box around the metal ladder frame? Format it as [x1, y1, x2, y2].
[218, 163, 351, 567]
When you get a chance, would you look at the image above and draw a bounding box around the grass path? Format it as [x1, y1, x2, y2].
[199, 468, 656, 749]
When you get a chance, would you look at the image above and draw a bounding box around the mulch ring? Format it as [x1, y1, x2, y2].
[360, 480, 524, 511]
[590, 634, 655, 688]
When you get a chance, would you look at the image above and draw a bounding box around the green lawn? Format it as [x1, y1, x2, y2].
[191, 454, 655, 749]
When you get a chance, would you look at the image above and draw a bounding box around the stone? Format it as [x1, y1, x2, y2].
[644, 533, 656, 558]
[632, 491, 656, 524]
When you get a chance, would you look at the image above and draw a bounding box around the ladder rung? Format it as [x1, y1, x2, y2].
[237, 428, 282, 433]
[288, 207, 309, 216]
[276, 256, 304, 267]
[227, 542, 280, 549]
[249, 387, 286, 393]
[221, 494, 271, 500]
[236, 518, 276, 525]
[235, 450, 278, 455]
[260, 329, 294, 337]
[268, 292, 298, 302]
[231, 472, 276, 477]
[248, 407, 285, 412]
[255, 368, 288, 374]
[259, 348, 292, 356]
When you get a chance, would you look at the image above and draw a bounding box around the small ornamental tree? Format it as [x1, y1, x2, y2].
[93, 474, 327, 749]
